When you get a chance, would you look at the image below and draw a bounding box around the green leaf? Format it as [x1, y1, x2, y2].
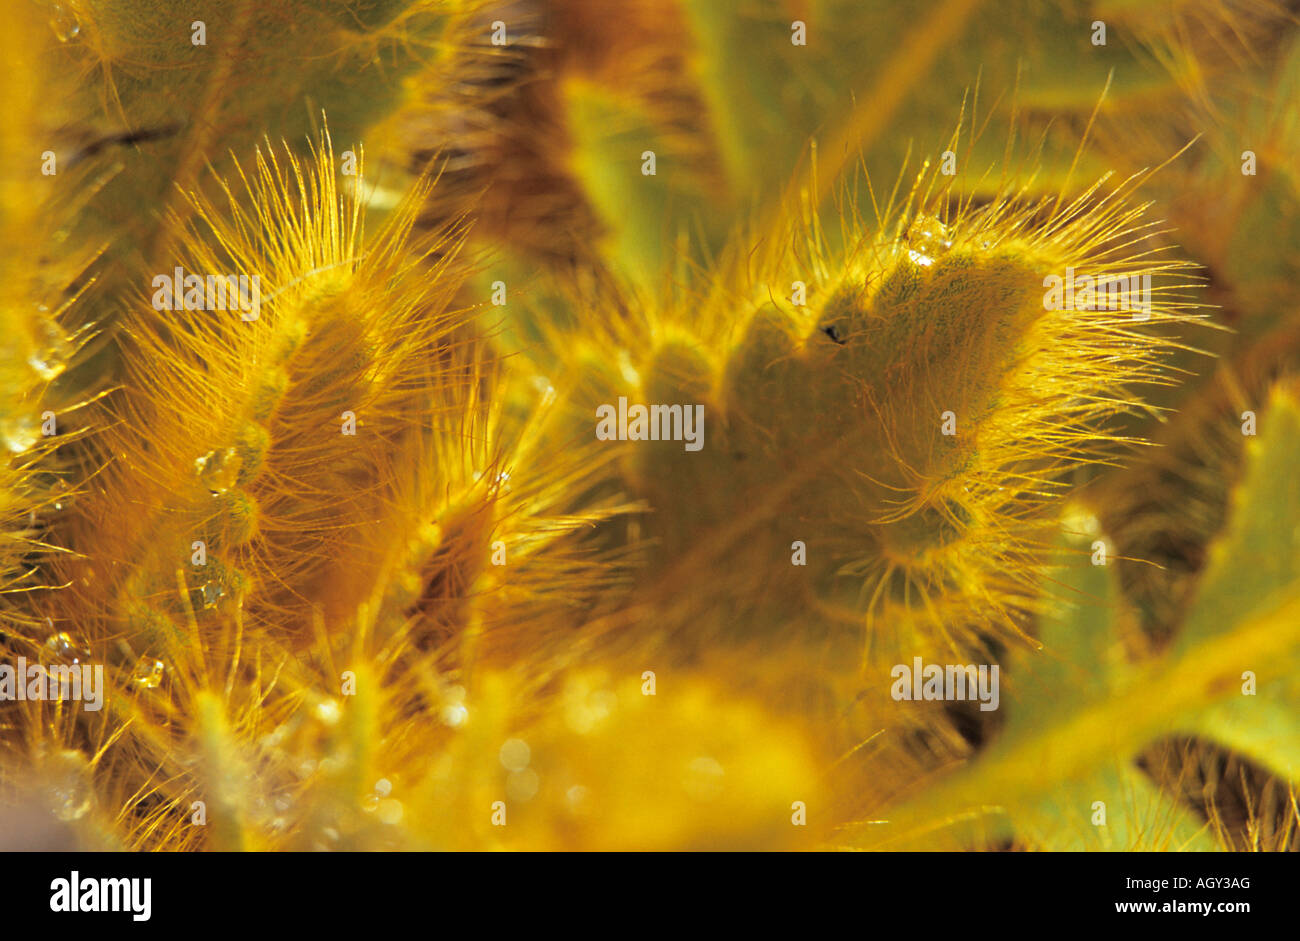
[1172, 385, 1300, 781]
[1005, 527, 1216, 850]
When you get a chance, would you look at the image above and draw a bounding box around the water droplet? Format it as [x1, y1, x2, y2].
[314, 699, 341, 725]
[364, 779, 392, 816]
[1, 414, 39, 454]
[566, 688, 616, 734]
[531, 375, 557, 407]
[131, 656, 164, 689]
[905, 214, 953, 268]
[49, 479, 72, 512]
[200, 579, 225, 609]
[499, 738, 531, 772]
[440, 686, 468, 727]
[617, 350, 641, 386]
[44, 749, 92, 821]
[194, 447, 241, 495]
[46, 3, 81, 42]
[506, 768, 539, 802]
[42, 631, 90, 665]
[29, 318, 72, 381]
[376, 799, 403, 825]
